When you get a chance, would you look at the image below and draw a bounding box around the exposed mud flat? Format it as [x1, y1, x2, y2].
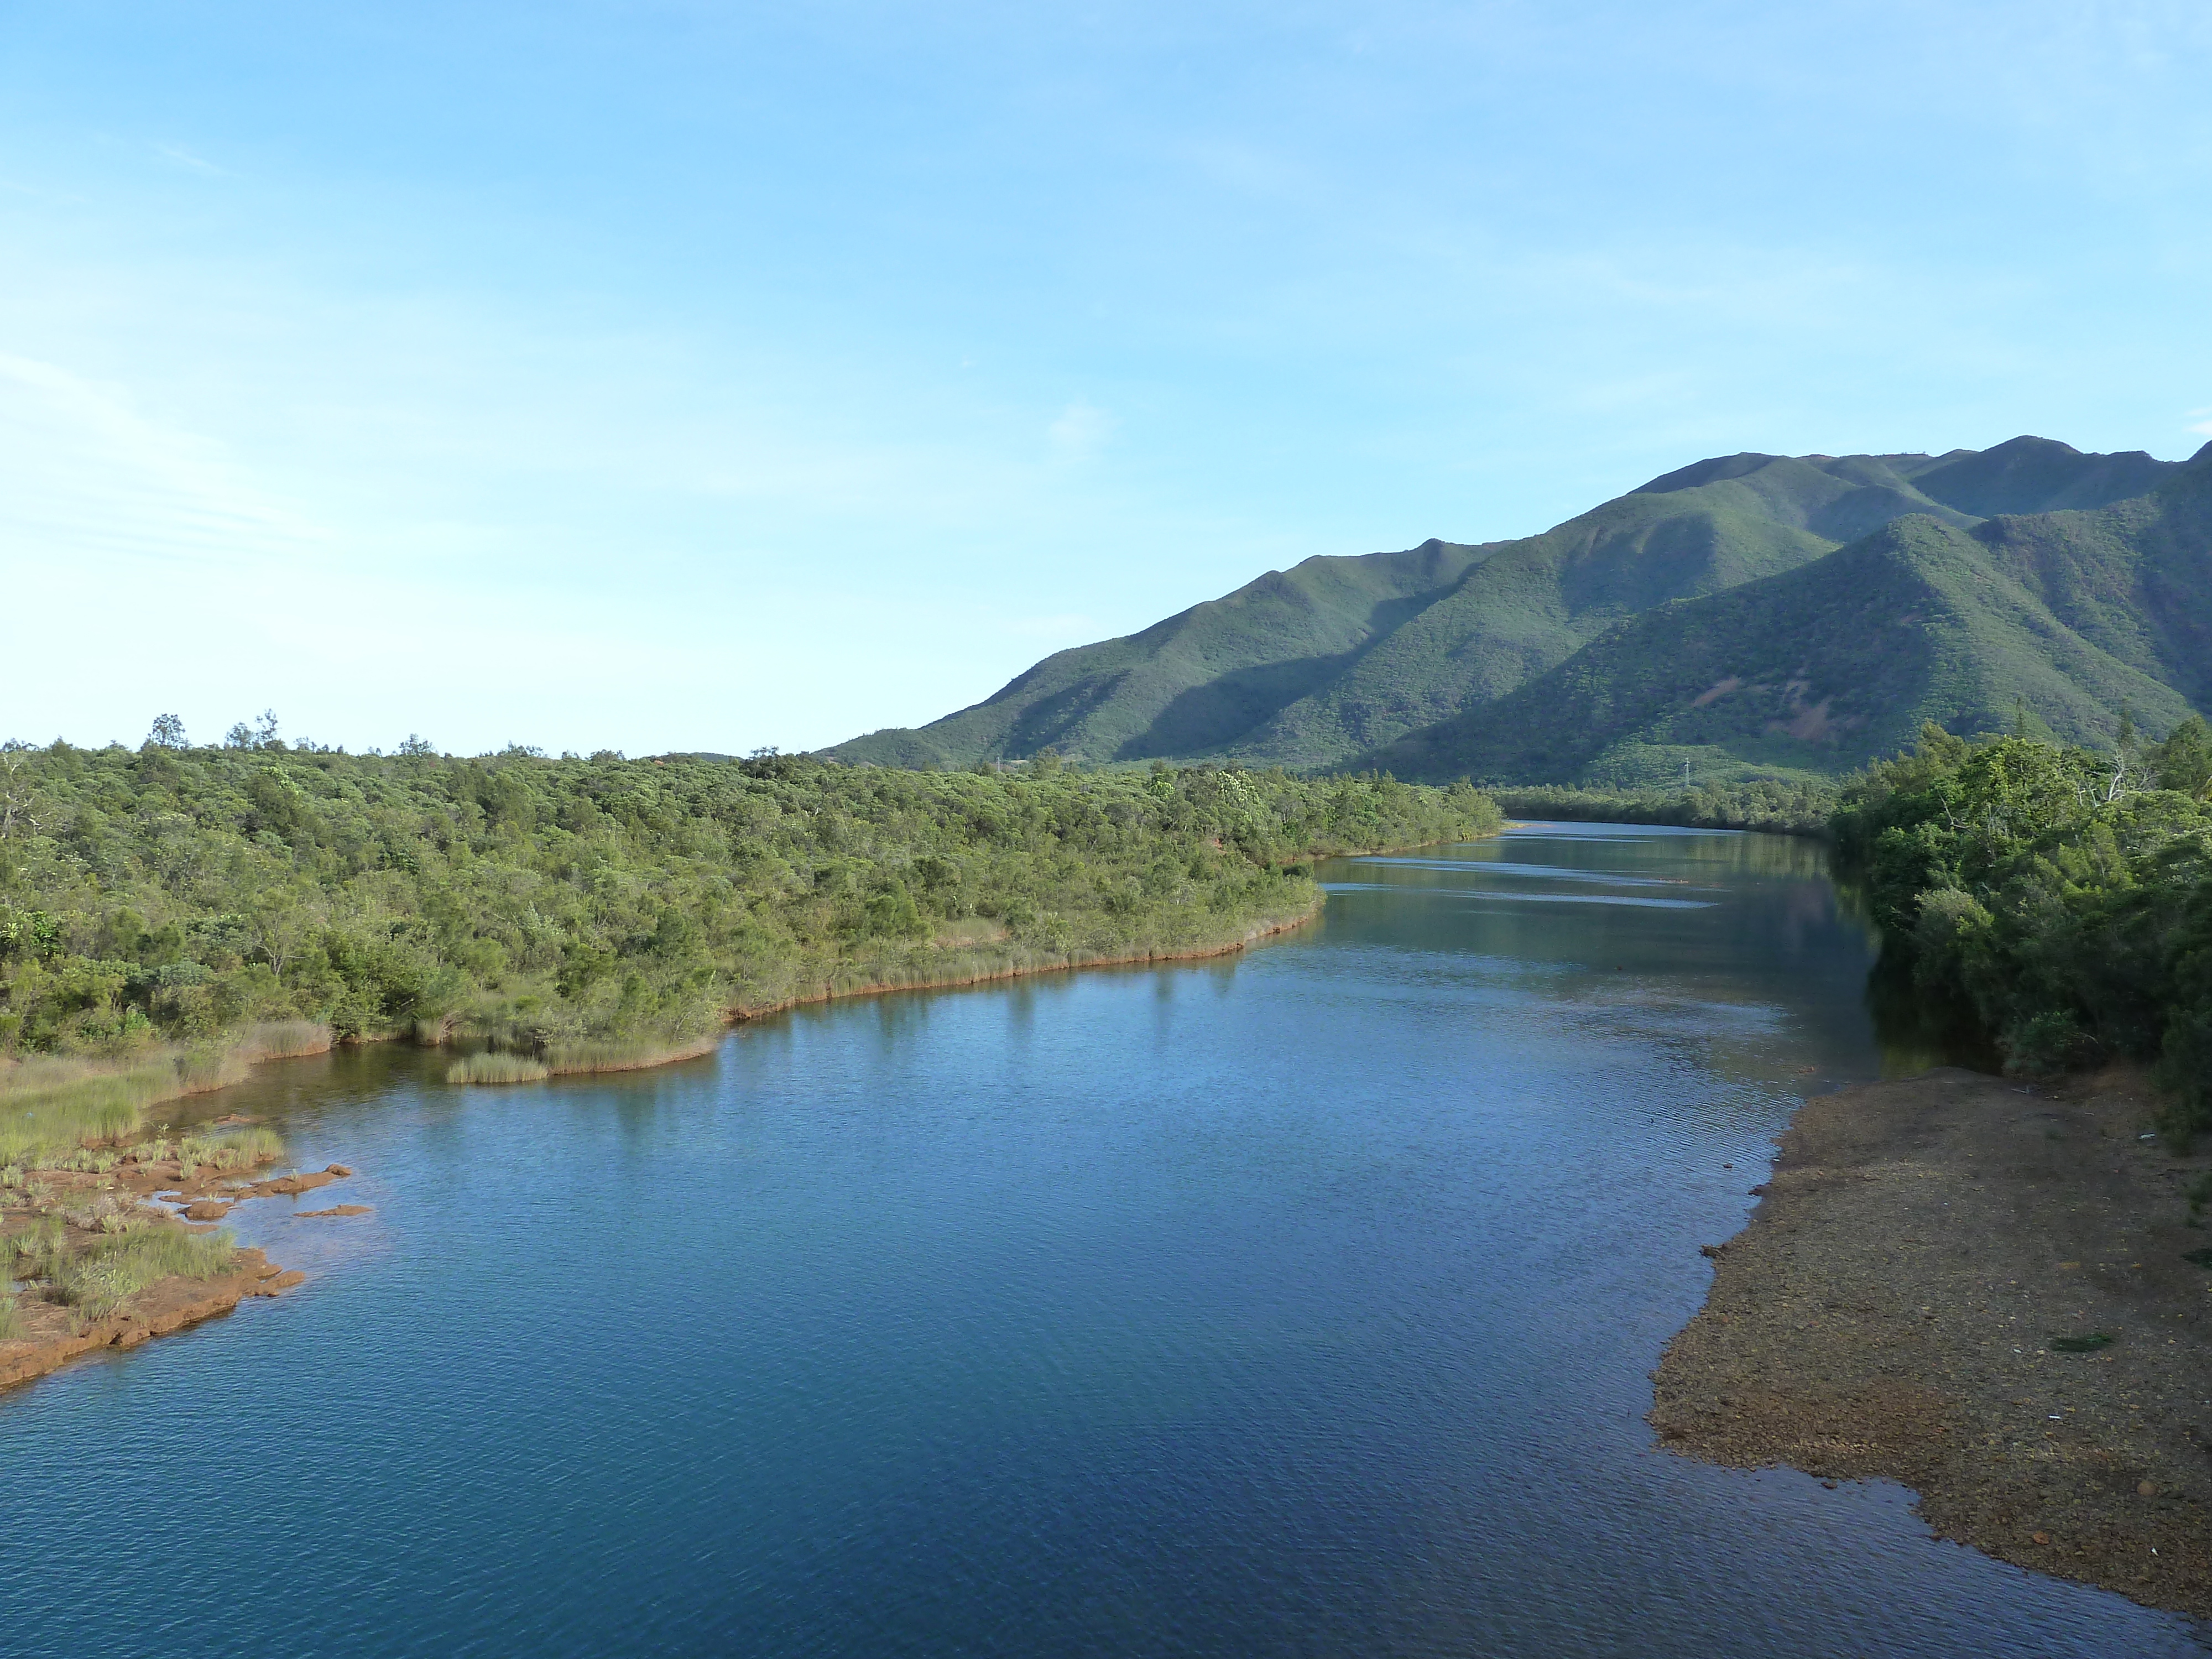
[1653, 1067, 2212, 1623]
[0, 1246, 303, 1390]
[1, 1155, 361, 1396]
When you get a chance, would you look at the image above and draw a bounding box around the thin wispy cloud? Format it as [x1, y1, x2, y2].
[152, 142, 223, 174]
[1047, 401, 1117, 465]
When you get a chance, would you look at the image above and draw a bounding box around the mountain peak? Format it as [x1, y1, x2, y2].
[1633, 453, 1786, 495]
[825, 434, 2201, 779]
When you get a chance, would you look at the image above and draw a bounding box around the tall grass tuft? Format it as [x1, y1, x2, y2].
[234, 1021, 330, 1061]
[49, 1227, 237, 1319]
[6, 1218, 67, 1280]
[446, 1052, 550, 1086]
[0, 1024, 330, 1165]
[542, 1036, 715, 1075]
[202, 1126, 286, 1168]
[0, 1290, 22, 1342]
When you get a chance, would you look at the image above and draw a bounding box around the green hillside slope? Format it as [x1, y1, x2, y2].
[828, 437, 2179, 772]
[1360, 443, 2212, 785]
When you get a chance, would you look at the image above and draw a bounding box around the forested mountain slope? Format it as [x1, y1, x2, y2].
[828, 436, 2183, 773]
[1360, 441, 2212, 784]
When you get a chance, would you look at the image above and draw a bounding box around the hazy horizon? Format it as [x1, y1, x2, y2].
[6, 2, 2210, 756]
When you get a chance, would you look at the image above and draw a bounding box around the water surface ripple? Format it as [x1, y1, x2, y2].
[6, 824, 2204, 1656]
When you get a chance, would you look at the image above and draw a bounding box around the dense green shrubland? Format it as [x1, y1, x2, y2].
[0, 740, 1497, 1141]
[1490, 779, 1837, 836]
[1833, 717, 2212, 1140]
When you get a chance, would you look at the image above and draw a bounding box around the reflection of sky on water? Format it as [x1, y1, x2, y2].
[2, 822, 2185, 1659]
[1323, 882, 1715, 909]
[1350, 857, 1711, 888]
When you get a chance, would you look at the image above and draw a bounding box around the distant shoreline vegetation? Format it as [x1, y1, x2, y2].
[1484, 779, 1837, 836]
[0, 732, 1500, 1160]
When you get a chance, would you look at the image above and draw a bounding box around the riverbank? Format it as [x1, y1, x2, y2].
[3, 899, 1327, 1381]
[726, 902, 1323, 1023]
[1651, 1066, 2212, 1623]
[0, 1140, 346, 1394]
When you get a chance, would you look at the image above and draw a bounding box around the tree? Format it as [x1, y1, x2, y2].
[2151, 716, 2212, 799]
[148, 713, 187, 749]
[398, 734, 436, 757]
[224, 711, 282, 750]
[0, 744, 43, 840]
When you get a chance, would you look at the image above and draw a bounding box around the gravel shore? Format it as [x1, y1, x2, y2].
[1652, 1066, 2212, 1623]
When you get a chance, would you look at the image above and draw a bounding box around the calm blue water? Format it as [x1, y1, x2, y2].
[6, 825, 2205, 1657]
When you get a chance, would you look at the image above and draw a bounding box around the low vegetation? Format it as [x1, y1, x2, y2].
[1833, 716, 2212, 1141]
[446, 1052, 550, 1086]
[1489, 779, 1837, 836]
[1, 737, 1499, 1148]
[45, 1225, 238, 1319]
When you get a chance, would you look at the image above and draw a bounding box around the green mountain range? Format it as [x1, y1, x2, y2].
[827, 436, 2210, 784]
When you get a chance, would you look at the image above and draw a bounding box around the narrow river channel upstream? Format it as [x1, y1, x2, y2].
[5, 823, 2205, 1656]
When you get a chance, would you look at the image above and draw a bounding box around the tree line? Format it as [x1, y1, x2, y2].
[0, 736, 1499, 1113]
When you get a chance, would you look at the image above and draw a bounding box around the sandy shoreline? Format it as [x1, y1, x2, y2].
[1652, 1066, 2212, 1623]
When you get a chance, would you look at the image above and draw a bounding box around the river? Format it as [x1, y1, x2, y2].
[4, 823, 2204, 1656]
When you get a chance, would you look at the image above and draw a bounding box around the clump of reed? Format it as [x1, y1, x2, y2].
[48, 1227, 237, 1319]
[59, 1192, 155, 1236]
[0, 1290, 22, 1342]
[202, 1126, 285, 1167]
[232, 1021, 330, 1061]
[156, 1127, 286, 1177]
[0, 1023, 329, 1165]
[445, 1052, 550, 1086]
[34, 1147, 119, 1175]
[4, 1218, 67, 1280]
[542, 1035, 716, 1075]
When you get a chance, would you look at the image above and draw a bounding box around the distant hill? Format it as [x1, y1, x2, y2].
[825, 436, 2204, 782]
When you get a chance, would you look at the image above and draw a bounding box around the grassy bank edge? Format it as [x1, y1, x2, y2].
[12, 825, 1474, 1119]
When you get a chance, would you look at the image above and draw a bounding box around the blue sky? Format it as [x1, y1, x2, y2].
[4, 1, 2209, 755]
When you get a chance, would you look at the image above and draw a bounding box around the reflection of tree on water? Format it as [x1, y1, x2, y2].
[1863, 942, 2004, 1076]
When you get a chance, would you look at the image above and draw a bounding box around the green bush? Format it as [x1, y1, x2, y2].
[0, 744, 1499, 1128]
[1833, 722, 2212, 1140]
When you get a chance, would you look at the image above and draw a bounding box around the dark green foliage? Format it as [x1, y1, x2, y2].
[1830, 723, 2212, 1142]
[0, 743, 1499, 1068]
[1362, 456, 2212, 784]
[830, 437, 2200, 779]
[1488, 780, 1837, 835]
